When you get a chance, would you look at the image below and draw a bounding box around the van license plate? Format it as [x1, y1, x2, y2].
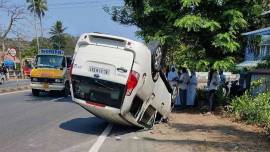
[89, 66, 110, 75]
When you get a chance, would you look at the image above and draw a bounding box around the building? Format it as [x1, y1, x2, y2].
[237, 11, 270, 68]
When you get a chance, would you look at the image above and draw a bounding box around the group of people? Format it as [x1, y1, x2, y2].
[164, 66, 198, 107]
[163, 66, 226, 113]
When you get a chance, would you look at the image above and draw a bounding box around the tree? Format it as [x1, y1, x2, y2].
[49, 21, 67, 50]
[63, 34, 77, 55]
[0, 2, 24, 60]
[26, 0, 48, 37]
[106, 0, 270, 71]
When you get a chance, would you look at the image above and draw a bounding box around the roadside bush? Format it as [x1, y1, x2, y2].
[229, 91, 270, 133]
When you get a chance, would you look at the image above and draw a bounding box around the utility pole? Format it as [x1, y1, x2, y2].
[32, 0, 40, 51]
[17, 35, 23, 79]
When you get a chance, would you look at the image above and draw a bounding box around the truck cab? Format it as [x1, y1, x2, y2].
[30, 49, 72, 96]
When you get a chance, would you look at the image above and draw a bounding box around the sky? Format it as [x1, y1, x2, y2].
[1, 0, 140, 41]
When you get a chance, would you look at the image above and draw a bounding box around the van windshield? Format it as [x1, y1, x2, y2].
[36, 55, 65, 68]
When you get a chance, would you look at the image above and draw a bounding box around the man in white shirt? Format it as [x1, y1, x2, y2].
[208, 69, 220, 112]
[179, 67, 190, 107]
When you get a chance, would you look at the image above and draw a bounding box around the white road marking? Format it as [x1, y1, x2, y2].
[0, 90, 30, 96]
[49, 97, 65, 102]
[88, 124, 113, 152]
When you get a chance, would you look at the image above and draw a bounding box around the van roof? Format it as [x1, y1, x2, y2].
[81, 32, 141, 45]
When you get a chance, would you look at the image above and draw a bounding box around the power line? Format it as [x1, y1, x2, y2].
[20, 0, 120, 10]
[48, 0, 119, 7]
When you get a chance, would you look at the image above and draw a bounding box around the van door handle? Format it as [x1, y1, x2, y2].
[117, 67, 127, 73]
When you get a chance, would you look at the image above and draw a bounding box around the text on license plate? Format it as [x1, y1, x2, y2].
[89, 66, 110, 75]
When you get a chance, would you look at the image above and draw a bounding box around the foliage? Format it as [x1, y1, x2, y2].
[26, 0, 48, 18]
[229, 91, 270, 133]
[22, 34, 76, 58]
[63, 34, 77, 55]
[49, 21, 67, 50]
[26, 0, 48, 37]
[105, 0, 269, 70]
[257, 56, 270, 69]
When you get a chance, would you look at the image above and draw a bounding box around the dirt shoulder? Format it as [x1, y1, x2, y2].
[143, 109, 270, 152]
[0, 85, 30, 93]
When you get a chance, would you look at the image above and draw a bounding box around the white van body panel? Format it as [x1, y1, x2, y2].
[72, 45, 134, 85]
[71, 33, 172, 128]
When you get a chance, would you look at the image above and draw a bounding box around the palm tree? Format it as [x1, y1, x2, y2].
[26, 0, 48, 37]
[49, 21, 67, 50]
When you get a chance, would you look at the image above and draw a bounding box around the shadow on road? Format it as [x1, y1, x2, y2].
[59, 117, 108, 135]
[60, 116, 142, 137]
[109, 124, 142, 137]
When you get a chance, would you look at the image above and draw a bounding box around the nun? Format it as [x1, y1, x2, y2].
[187, 70, 198, 106]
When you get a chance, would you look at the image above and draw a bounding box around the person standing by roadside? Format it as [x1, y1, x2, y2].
[168, 67, 179, 86]
[208, 69, 220, 113]
[2, 63, 8, 80]
[179, 67, 190, 108]
[187, 70, 198, 106]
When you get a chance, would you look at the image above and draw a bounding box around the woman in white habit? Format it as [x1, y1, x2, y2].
[187, 70, 198, 106]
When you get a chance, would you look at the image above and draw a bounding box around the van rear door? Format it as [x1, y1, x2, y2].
[73, 44, 134, 85]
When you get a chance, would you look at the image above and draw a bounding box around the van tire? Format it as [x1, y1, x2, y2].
[32, 89, 39, 96]
[152, 46, 162, 81]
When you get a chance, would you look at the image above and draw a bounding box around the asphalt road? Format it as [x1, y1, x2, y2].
[0, 91, 157, 152]
[0, 79, 30, 89]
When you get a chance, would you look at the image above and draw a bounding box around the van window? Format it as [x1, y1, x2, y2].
[72, 75, 126, 109]
[36, 55, 64, 69]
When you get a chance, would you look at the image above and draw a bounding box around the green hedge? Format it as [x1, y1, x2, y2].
[229, 92, 270, 133]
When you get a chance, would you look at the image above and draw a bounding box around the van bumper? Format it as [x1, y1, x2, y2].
[30, 82, 65, 91]
[74, 98, 140, 126]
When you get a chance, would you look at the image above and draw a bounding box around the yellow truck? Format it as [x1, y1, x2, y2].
[30, 49, 72, 96]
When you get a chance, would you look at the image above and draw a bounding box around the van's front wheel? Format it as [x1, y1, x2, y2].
[151, 46, 163, 81]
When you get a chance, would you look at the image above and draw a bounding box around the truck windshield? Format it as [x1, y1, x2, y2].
[36, 55, 64, 68]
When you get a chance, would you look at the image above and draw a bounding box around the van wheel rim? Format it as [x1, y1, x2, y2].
[154, 47, 162, 70]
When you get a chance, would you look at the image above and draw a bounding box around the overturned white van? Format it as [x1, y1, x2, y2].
[70, 33, 176, 128]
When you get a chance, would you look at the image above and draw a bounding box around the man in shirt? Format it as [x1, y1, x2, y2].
[208, 69, 220, 112]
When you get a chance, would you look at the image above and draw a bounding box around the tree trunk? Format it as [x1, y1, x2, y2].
[1, 41, 6, 62]
[39, 17, 43, 48]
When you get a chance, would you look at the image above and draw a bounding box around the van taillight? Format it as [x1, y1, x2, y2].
[126, 70, 140, 96]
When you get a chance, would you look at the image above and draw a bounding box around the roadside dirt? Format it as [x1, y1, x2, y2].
[0, 85, 30, 93]
[143, 109, 270, 152]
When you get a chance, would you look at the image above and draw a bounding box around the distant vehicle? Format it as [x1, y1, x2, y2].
[30, 49, 72, 96]
[23, 58, 34, 78]
[0, 73, 5, 85]
[70, 33, 176, 128]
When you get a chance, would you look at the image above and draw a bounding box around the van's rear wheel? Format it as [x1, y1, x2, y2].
[152, 47, 163, 81]
[32, 89, 39, 96]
